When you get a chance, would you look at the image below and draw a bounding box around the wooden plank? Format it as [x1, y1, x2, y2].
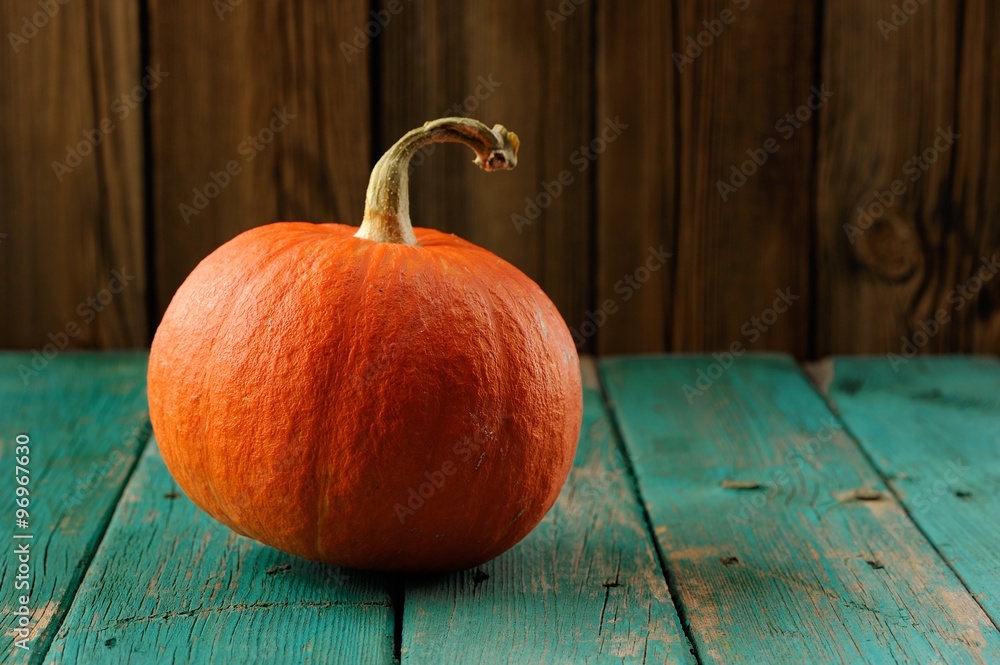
[951, 1, 1000, 353]
[601, 355, 1000, 664]
[379, 0, 593, 346]
[151, 0, 371, 319]
[815, 0, 969, 355]
[816, 356, 1000, 624]
[401, 359, 694, 663]
[0, 1, 146, 348]
[595, 0, 675, 354]
[45, 440, 396, 664]
[672, 1, 813, 356]
[0, 352, 150, 662]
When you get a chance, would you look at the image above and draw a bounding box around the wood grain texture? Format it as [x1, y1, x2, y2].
[45, 439, 396, 664]
[0, 352, 150, 663]
[951, 1, 1000, 353]
[0, 1, 147, 349]
[150, 0, 371, 319]
[672, 1, 814, 356]
[819, 356, 1000, 625]
[379, 0, 593, 345]
[400, 359, 695, 664]
[595, 0, 675, 354]
[3, 3, 998, 356]
[600, 355, 1000, 664]
[814, 0, 990, 355]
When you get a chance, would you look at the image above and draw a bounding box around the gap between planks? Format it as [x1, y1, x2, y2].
[592, 360, 704, 665]
[36, 355, 995, 663]
[598, 353, 1000, 664]
[804, 356, 1000, 635]
[36, 421, 155, 665]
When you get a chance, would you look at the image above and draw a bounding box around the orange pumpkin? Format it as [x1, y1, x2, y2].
[148, 118, 582, 572]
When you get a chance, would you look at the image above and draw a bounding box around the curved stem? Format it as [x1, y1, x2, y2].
[355, 117, 520, 245]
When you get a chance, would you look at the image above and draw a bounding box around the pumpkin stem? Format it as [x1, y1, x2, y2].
[355, 117, 520, 245]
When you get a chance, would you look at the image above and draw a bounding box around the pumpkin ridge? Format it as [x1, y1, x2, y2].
[193, 227, 316, 536]
[151, 225, 305, 528]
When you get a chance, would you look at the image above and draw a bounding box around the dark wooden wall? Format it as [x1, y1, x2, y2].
[2, 1, 997, 356]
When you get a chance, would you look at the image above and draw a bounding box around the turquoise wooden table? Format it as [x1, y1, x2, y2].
[3, 352, 999, 664]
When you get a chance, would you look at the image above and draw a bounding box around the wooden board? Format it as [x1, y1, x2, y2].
[2, 3, 997, 356]
[818, 356, 1000, 624]
[671, 1, 814, 356]
[600, 355, 1000, 663]
[0, 1, 147, 348]
[7, 352, 1000, 662]
[950, 1, 1000, 353]
[814, 0, 978, 355]
[379, 0, 593, 346]
[150, 0, 371, 320]
[400, 359, 695, 663]
[45, 439, 397, 664]
[595, 0, 675, 354]
[0, 352, 150, 662]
